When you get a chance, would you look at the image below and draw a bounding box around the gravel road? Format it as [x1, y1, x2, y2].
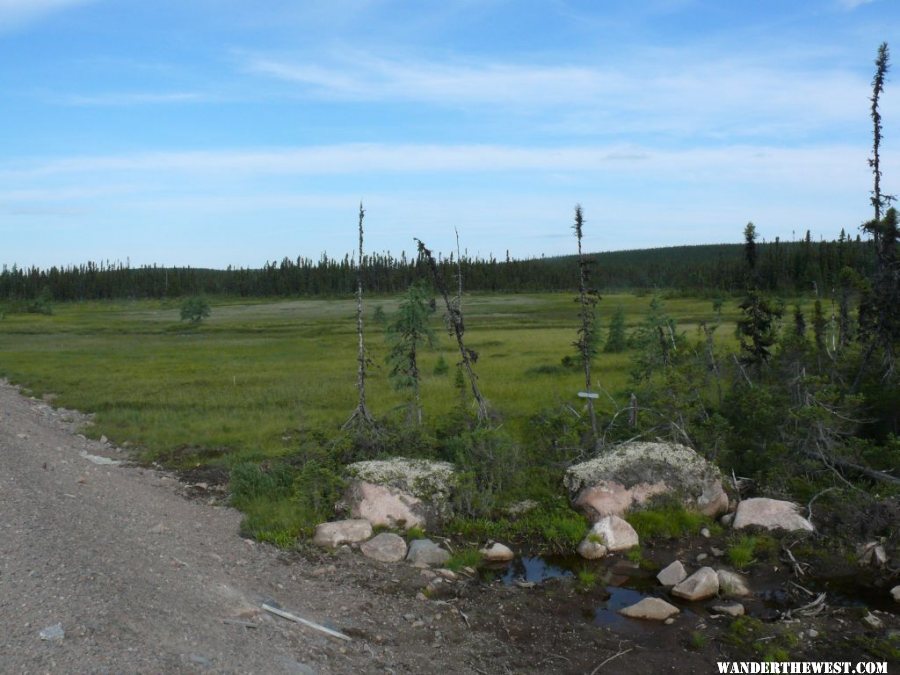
[0, 380, 516, 674]
[0, 379, 703, 674]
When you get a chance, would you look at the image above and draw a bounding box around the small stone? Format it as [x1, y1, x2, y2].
[700, 528, 711, 539]
[360, 533, 408, 563]
[891, 585, 900, 603]
[664, 617, 675, 625]
[577, 537, 607, 560]
[100, 435, 108, 444]
[711, 547, 725, 557]
[587, 515, 639, 552]
[619, 597, 680, 621]
[420, 569, 437, 580]
[671, 566, 719, 601]
[406, 539, 451, 567]
[711, 603, 745, 617]
[717, 569, 751, 598]
[436, 569, 458, 581]
[657, 560, 688, 587]
[862, 613, 883, 630]
[720, 513, 734, 527]
[480, 542, 514, 562]
[696, 553, 708, 562]
[808, 629, 820, 638]
[39, 623, 64, 641]
[312, 519, 373, 548]
[148, 523, 168, 534]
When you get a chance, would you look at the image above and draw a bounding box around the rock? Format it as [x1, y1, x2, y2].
[808, 629, 820, 639]
[576, 537, 608, 560]
[619, 597, 680, 621]
[700, 527, 711, 539]
[711, 547, 725, 557]
[892, 585, 900, 603]
[711, 603, 745, 617]
[505, 499, 539, 516]
[406, 539, 451, 567]
[657, 561, 688, 587]
[39, 623, 64, 641]
[859, 542, 889, 567]
[565, 441, 729, 520]
[436, 568, 458, 581]
[343, 458, 456, 528]
[720, 513, 734, 527]
[480, 542, 514, 562]
[360, 532, 408, 563]
[717, 569, 751, 598]
[732, 498, 814, 532]
[664, 617, 675, 625]
[312, 519, 373, 548]
[696, 553, 708, 562]
[587, 515, 639, 552]
[671, 566, 719, 601]
[862, 613, 883, 630]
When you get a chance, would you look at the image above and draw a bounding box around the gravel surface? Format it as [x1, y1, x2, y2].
[0, 379, 710, 674]
[0, 380, 512, 674]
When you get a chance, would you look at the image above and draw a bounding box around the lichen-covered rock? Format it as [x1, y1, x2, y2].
[312, 519, 373, 548]
[671, 566, 719, 601]
[587, 515, 639, 552]
[406, 539, 451, 567]
[618, 597, 680, 621]
[342, 458, 457, 528]
[360, 532, 408, 563]
[565, 442, 728, 520]
[732, 498, 814, 532]
[711, 602, 745, 617]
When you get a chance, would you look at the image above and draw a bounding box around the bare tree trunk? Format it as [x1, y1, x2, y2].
[416, 238, 489, 423]
[344, 202, 375, 430]
[573, 205, 599, 449]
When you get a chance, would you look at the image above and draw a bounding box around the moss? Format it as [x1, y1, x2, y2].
[626, 500, 712, 539]
[445, 548, 482, 572]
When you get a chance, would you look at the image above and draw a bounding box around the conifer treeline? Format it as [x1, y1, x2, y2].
[0, 232, 874, 301]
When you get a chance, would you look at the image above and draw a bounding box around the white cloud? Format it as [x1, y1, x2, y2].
[1, 142, 876, 183]
[241, 51, 870, 140]
[0, 0, 95, 30]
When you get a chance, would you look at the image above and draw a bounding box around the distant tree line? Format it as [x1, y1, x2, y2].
[0, 232, 875, 302]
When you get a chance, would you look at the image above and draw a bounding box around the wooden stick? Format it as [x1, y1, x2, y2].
[262, 604, 351, 641]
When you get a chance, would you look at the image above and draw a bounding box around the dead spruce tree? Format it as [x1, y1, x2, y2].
[343, 202, 376, 431]
[415, 238, 489, 423]
[572, 205, 600, 449]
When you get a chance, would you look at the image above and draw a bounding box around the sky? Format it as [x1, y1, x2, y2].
[2, 0, 900, 269]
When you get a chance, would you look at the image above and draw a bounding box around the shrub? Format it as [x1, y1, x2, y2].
[180, 296, 211, 323]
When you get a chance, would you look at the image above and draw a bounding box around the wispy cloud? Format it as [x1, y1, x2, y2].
[242, 51, 869, 140]
[1, 142, 880, 189]
[836, 0, 877, 9]
[54, 91, 209, 106]
[0, 0, 95, 30]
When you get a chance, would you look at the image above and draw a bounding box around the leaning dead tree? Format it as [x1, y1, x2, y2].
[415, 237, 489, 423]
[573, 205, 600, 450]
[344, 202, 376, 430]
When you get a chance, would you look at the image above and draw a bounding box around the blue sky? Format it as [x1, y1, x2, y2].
[2, 0, 900, 269]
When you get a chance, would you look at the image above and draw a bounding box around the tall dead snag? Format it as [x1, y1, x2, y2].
[344, 202, 376, 430]
[870, 42, 893, 225]
[415, 237, 489, 423]
[573, 205, 600, 449]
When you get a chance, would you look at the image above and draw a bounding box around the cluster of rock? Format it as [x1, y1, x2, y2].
[619, 562, 753, 622]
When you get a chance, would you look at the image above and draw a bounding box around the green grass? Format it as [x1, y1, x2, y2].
[626, 501, 714, 539]
[726, 534, 778, 570]
[0, 292, 745, 466]
[0, 292, 754, 543]
[445, 548, 482, 572]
